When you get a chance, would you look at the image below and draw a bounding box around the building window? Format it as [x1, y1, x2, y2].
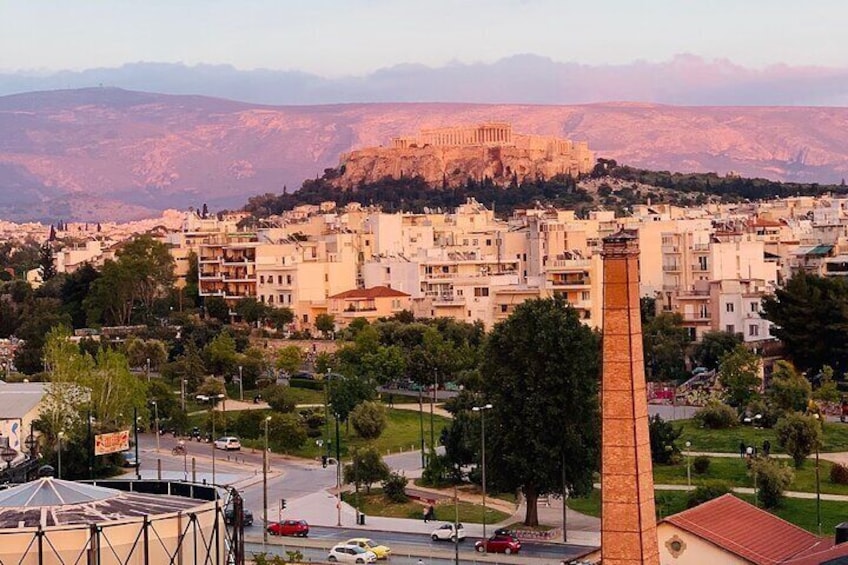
[699, 304, 708, 319]
[698, 256, 708, 271]
[260, 275, 265, 284]
[279, 294, 284, 303]
[486, 239, 492, 246]
[749, 324, 759, 337]
[287, 275, 292, 285]
[500, 304, 508, 313]
[726, 303, 734, 313]
[260, 295, 266, 303]
[750, 302, 759, 313]
[268, 295, 274, 304]
[278, 275, 283, 284]
[581, 291, 590, 301]
[726, 324, 735, 334]
[303, 314, 309, 323]
[474, 287, 489, 297]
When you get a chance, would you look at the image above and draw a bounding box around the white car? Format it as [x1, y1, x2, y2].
[327, 544, 377, 563]
[214, 436, 241, 450]
[430, 522, 466, 542]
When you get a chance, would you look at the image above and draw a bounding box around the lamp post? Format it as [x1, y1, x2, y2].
[430, 369, 437, 456]
[181, 379, 187, 412]
[814, 413, 822, 535]
[418, 384, 425, 468]
[238, 366, 244, 401]
[57, 431, 64, 479]
[179, 440, 187, 481]
[685, 441, 692, 488]
[472, 403, 493, 543]
[150, 401, 160, 453]
[335, 408, 341, 527]
[133, 407, 141, 480]
[263, 415, 271, 545]
[146, 357, 150, 383]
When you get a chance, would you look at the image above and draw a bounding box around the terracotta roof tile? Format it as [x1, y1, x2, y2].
[328, 286, 410, 300]
[663, 495, 823, 565]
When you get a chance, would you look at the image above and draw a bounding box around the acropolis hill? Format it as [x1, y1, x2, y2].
[333, 123, 593, 189]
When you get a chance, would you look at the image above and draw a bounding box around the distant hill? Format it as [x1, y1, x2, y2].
[1, 87, 847, 222]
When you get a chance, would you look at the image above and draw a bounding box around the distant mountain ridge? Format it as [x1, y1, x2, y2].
[3, 54, 848, 106]
[0, 87, 847, 222]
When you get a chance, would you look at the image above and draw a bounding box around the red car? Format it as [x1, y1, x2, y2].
[267, 519, 309, 537]
[475, 534, 521, 554]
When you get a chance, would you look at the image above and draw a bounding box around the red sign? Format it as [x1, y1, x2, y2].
[94, 430, 130, 456]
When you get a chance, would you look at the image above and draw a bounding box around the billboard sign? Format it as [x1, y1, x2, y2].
[94, 430, 130, 456]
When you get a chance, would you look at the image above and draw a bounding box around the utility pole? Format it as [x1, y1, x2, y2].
[418, 386, 425, 468]
[134, 407, 140, 480]
[430, 369, 437, 454]
[335, 412, 341, 527]
[263, 416, 271, 545]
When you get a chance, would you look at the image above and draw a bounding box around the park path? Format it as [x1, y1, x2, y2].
[684, 449, 848, 465]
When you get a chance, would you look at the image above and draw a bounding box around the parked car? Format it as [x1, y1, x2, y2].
[344, 538, 390, 560]
[475, 533, 521, 554]
[292, 371, 316, 380]
[327, 544, 376, 563]
[267, 519, 309, 537]
[121, 451, 138, 468]
[430, 523, 466, 542]
[223, 505, 253, 526]
[214, 436, 241, 450]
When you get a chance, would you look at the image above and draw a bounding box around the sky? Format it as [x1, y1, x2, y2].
[2, 0, 846, 76]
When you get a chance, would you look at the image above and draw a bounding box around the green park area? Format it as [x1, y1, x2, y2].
[568, 489, 848, 534]
[342, 489, 510, 524]
[676, 419, 848, 454]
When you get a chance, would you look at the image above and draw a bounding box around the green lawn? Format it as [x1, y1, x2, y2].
[568, 489, 848, 534]
[291, 408, 450, 460]
[655, 457, 848, 495]
[342, 489, 510, 524]
[676, 419, 848, 453]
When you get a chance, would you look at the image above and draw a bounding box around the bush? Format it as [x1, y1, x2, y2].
[686, 480, 733, 508]
[692, 456, 711, 475]
[775, 413, 822, 468]
[649, 415, 681, 465]
[350, 401, 387, 440]
[290, 378, 324, 391]
[750, 457, 794, 509]
[264, 384, 296, 413]
[694, 401, 738, 429]
[382, 472, 409, 503]
[830, 463, 848, 485]
[421, 453, 450, 487]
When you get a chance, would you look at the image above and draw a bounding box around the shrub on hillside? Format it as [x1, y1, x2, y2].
[694, 401, 738, 429]
[686, 480, 733, 508]
[692, 455, 711, 475]
[649, 415, 682, 465]
[830, 463, 848, 485]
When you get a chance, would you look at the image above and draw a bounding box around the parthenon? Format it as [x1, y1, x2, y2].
[392, 123, 513, 148]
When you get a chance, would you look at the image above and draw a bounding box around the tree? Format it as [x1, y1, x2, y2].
[124, 337, 167, 372]
[750, 457, 794, 508]
[196, 376, 226, 399]
[648, 415, 681, 465]
[84, 259, 135, 326]
[267, 307, 294, 331]
[350, 401, 388, 440]
[642, 312, 691, 381]
[775, 413, 822, 468]
[264, 384, 296, 413]
[38, 241, 56, 282]
[60, 264, 100, 328]
[315, 313, 335, 338]
[275, 346, 304, 375]
[163, 340, 206, 392]
[343, 446, 390, 494]
[762, 272, 848, 374]
[204, 296, 230, 324]
[766, 361, 812, 414]
[481, 298, 600, 526]
[116, 235, 176, 321]
[327, 375, 376, 423]
[267, 413, 307, 452]
[147, 379, 178, 419]
[718, 345, 761, 408]
[183, 251, 200, 309]
[204, 331, 238, 378]
[813, 365, 841, 404]
[13, 298, 73, 374]
[693, 331, 742, 370]
[235, 297, 268, 325]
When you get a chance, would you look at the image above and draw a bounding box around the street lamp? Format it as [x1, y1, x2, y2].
[150, 400, 160, 453]
[685, 441, 692, 488]
[472, 403, 493, 543]
[146, 357, 150, 383]
[57, 431, 64, 479]
[179, 440, 187, 481]
[181, 379, 187, 412]
[238, 366, 244, 401]
[814, 413, 822, 535]
[196, 393, 225, 484]
[263, 415, 272, 545]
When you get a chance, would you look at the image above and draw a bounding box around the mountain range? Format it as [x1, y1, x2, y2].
[0, 87, 847, 222]
[3, 55, 848, 106]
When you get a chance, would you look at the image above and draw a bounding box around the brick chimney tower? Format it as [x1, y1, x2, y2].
[600, 230, 659, 565]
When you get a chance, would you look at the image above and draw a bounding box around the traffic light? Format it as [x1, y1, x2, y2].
[281, 498, 287, 510]
[322, 455, 328, 468]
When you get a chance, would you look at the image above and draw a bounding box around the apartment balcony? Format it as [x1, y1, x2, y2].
[221, 275, 257, 283]
[199, 274, 222, 281]
[662, 245, 681, 253]
[199, 256, 222, 264]
[676, 290, 710, 298]
[662, 264, 681, 272]
[549, 277, 590, 288]
[222, 257, 255, 266]
[549, 258, 592, 268]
